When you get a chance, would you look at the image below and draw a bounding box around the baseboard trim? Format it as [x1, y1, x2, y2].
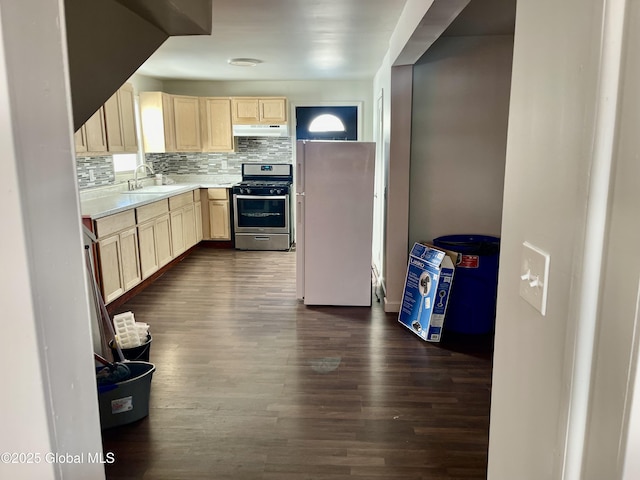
[384, 298, 401, 313]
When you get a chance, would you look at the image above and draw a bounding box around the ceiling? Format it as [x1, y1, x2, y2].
[135, 0, 516, 82]
[135, 0, 408, 81]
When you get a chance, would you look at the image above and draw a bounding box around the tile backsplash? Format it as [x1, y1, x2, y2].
[76, 156, 116, 189]
[76, 137, 293, 190]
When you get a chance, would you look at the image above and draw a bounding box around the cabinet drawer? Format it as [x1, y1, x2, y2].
[207, 188, 229, 200]
[136, 199, 169, 224]
[169, 191, 194, 210]
[94, 210, 136, 238]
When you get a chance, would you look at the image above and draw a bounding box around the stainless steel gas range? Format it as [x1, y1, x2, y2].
[232, 164, 293, 251]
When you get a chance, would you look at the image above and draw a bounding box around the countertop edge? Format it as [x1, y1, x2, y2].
[81, 183, 233, 220]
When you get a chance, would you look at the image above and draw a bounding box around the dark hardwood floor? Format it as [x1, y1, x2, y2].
[102, 247, 493, 479]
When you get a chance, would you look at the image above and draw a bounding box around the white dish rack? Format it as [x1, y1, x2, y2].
[112, 312, 149, 349]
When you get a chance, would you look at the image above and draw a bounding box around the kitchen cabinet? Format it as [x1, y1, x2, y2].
[169, 191, 198, 256]
[200, 97, 234, 152]
[76, 106, 108, 155]
[88, 189, 203, 304]
[139, 91, 176, 153]
[74, 127, 87, 154]
[119, 227, 142, 291]
[104, 83, 138, 153]
[207, 188, 231, 240]
[94, 210, 141, 303]
[173, 95, 202, 152]
[136, 200, 172, 280]
[194, 190, 203, 242]
[231, 97, 287, 125]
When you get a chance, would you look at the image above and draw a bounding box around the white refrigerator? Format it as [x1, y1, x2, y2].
[296, 140, 376, 306]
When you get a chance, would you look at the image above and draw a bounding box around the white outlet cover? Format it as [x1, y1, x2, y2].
[520, 241, 551, 315]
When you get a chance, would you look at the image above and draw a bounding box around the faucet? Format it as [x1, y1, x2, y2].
[130, 163, 155, 190]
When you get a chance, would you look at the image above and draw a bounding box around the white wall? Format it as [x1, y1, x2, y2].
[487, 0, 621, 478]
[409, 35, 512, 244]
[161, 79, 374, 140]
[0, 0, 104, 478]
[584, 1, 640, 478]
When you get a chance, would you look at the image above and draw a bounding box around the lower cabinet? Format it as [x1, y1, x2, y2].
[183, 203, 197, 249]
[98, 234, 125, 303]
[209, 200, 230, 240]
[195, 201, 203, 242]
[207, 188, 231, 240]
[169, 208, 186, 257]
[138, 213, 172, 280]
[95, 210, 141, 303]
[91, 189, 211, 304]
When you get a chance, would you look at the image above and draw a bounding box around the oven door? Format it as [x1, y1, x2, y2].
[233, 194, 290, 234]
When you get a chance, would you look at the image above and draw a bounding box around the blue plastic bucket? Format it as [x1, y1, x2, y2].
[432, 235, 500, 335]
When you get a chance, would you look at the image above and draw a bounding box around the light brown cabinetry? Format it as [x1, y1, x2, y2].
[207, 188, 231, 240]
[231, 97, 287, 125]
[75, 83, 138, 156]
[200, 97, 233, 152]
[136, 200, 172, 280]
[76, 106, 108, 155]
[94, 210, 141, 303]
[169, 191, 198, 255]
[173, 95, 202, 152]
[139, 91, 176, 153]
[104, 83, 138, 153]
[194, 190, 203, 242]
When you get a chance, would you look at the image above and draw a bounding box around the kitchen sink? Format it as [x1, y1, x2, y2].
[124, 185, 188, 194]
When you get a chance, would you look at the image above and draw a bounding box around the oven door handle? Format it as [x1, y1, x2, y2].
[234, 195, 289, 201]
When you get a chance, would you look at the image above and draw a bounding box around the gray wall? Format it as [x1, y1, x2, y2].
[409, 35, 513, 245]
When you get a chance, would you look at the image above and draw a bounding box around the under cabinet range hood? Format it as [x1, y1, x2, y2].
[232, 124, 289, 137]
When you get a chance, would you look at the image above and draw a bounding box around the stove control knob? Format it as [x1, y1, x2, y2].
[270, 189, 275, 194]
[246, 188, 251, 194]
[276, 189, 283, 194]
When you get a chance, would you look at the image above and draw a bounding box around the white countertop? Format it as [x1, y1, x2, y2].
[81, 176, 238, 220]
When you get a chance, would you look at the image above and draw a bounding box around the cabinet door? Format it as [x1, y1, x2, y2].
[209, 200, 230, 240]
[231, 97, 259, 124]
[182, 203, 197, 249]
[260, 98, 287, 124]
[200, 97, 233, 152]
[85, 106, 108, 154]
[162, 93, 176, 152]
[120, 227, 141, 291]
[173, 95, 201, 151]
[138, 220, 158, 280]
[74, 127, 88, 154]
[119, 83, 138, 152]
[98, 235, 124, 303]
[195, 202, 203, 242]
[170, 209, 185, 256]
[155, 213, 173, 267]
[104, 91, 125, 152]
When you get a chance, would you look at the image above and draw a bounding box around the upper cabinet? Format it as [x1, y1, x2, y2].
[139, 93, 288, 153]
[200, 97, 233, 152]
[231, 97, 287, 125]
[75, 106, 108, 155]
[104, 83, 138, 153]
[139, 91, 176, 153]
[172, 95, 202, 152]
[75, 83, 138, 156]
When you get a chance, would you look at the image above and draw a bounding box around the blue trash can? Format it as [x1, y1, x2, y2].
[432, 234, 500, 335]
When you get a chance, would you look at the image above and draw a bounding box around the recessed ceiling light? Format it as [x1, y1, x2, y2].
[228, 58, 263, 67]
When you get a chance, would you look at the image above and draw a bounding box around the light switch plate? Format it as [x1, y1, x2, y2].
[519, 242, 550, 315]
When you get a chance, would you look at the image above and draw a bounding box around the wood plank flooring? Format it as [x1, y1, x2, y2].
[102, 247, 493, 479]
